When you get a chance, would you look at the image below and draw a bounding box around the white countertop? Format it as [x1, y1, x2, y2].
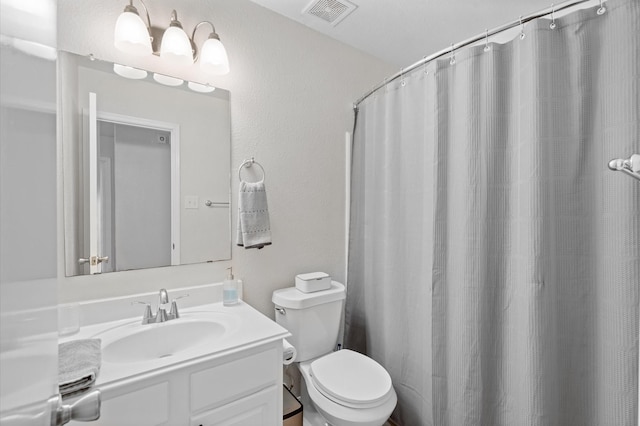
[61, 300, 289, 391]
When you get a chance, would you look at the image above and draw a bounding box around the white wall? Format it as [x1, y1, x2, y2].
[57, 0, 395, 316]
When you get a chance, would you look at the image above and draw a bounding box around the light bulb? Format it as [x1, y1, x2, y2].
[159, 11, 193, 65]
[199, 35, 229, 75]
[113, 6, 152, 56]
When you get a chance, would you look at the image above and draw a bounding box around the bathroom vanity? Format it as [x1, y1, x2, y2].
[63, 288, 289, 426]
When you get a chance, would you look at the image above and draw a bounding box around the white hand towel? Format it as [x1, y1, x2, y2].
[237, 180, 272, 249]
[59, 339, 101, 397]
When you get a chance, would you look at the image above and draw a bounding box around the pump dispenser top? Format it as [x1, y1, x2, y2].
[223, 267, 238, 306]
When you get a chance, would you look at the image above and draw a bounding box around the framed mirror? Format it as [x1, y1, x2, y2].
[60, 51, 231, 276]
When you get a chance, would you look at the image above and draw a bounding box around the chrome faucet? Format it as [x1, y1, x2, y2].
[133, 289, 189, 325]
[155, 288, 170, 323]
[159, 288, 169, 304]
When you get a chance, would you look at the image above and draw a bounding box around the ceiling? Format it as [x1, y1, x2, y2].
[249, 0, 593, 67]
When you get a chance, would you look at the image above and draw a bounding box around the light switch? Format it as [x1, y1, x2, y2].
[185, 196, 199, 209]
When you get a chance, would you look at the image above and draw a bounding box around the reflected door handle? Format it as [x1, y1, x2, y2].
[79, 256, 109, 265]
[204, 200, 230, 208]
[92, 256, 109, 265]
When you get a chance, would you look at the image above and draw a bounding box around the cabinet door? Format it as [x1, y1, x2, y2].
[191, 385, 278, 426]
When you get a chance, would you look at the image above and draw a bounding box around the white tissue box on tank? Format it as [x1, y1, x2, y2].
[295, 272, 331, 293]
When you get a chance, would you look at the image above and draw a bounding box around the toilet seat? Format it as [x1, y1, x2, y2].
[309, 350, 393, 409]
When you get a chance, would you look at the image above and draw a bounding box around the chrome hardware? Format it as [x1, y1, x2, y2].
[609, 154, 640, 181]
[238, 157, 266, 183]
[156, 288, 170, 323]
[132, 301, 154, 325]
[275, 307, 286, 316]
[135, 289, 188, 325]
[155, 307, 168, 323]
[158, 288, 169, 305]
[54, 390, 101, 425]
[169, 294, 189, 319]
[204, 200, 230, 207]
[78, 256, 109, 266]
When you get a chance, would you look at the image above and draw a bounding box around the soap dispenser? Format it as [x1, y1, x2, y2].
[223, 267, 238, 306]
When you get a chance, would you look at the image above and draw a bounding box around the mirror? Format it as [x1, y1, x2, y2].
[60, 51, 231, 276]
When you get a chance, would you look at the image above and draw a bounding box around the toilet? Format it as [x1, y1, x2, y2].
[273, 281, 397, 426]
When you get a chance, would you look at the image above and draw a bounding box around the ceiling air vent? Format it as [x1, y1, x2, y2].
[303, 0, 357, 26]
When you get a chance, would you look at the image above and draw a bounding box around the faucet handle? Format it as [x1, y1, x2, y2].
[132, 301, 154, 325]
[169, 294, 189, 319]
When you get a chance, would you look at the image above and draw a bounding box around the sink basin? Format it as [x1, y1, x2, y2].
[99, 319, 227, 363]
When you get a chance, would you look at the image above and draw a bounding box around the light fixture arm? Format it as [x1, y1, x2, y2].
[169, 10, 184, 28]
[191, 21, 220, 62]
[192, 21, 218, 41]
[126, 0, 152, 31]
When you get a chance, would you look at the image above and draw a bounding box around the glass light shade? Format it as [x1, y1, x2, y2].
[114, 11, 152, 55]
[113, 63, 148, 79]
[153, 73, 184, 86]
[160, 26, 193, 65]
[199, 37, 230, 75]
[187, 82, 216, 93]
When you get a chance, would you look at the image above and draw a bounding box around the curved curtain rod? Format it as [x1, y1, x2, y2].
[354, 0, 597, 107]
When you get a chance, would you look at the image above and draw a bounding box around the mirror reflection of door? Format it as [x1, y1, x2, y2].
[98, 121, 172, 272]
[84, 92, 180, 274]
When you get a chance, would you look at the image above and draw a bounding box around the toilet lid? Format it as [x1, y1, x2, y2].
[309, 349, 393, 408]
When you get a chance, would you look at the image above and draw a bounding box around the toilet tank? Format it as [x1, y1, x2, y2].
[272, 281, 346, 362]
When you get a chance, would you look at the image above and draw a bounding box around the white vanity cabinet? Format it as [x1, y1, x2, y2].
[63, 297, 290, 426]
[70, 341, 283, 426]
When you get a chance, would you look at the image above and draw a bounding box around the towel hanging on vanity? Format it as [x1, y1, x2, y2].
[237, 158, 272, 249]
[58, 338, 101, 397]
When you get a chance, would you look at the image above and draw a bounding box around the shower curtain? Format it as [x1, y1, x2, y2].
[345, 1, 639, 425]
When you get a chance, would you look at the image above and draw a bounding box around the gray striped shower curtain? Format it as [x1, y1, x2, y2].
[345, 0, 639, 425]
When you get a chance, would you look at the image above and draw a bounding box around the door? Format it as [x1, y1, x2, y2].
[0, 41, 59, 425]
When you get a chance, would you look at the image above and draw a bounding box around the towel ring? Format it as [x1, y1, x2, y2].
[238, 157, 265, 183]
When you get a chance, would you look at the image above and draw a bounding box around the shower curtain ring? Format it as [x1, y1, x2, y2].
[450, 44, 456, 65]
[550, 4, 557, 29]
[423, 56, 429, 74]
[484, 29, 491, 52]
[400, 68, 406, 87]
[519, 16, 526, 40]
[597, 0, 606, 15]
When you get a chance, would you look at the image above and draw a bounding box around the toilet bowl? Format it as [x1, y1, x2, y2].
[272, 281, 397, 426]
[299, 350, 397, 426]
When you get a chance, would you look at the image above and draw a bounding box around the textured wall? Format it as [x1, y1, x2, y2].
[57, 0, 394, 316]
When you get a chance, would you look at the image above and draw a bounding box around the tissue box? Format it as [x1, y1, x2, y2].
[295, 272, 331, 293]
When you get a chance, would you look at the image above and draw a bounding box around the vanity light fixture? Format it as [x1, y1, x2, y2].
[113, 0, 230, 75]
[159, 10, 193, 65]
[192, 21, 230, 76]
[113, 0, 153, 56]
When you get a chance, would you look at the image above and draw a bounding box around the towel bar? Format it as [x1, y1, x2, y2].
[238, 157, 265, 183]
